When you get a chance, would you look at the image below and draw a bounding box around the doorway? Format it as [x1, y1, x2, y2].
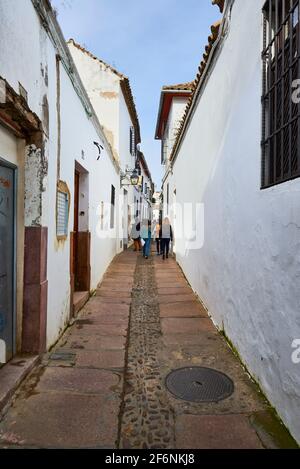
[71, 163, 90, 316]
[73, 170, 80, 290]
[0, 160, 16, 363]
[123, 189, 128, 250]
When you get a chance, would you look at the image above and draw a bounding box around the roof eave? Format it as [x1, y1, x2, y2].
[155, 89, 192, 140]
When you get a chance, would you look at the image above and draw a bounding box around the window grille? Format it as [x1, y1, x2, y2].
[262, 0, 300, 187]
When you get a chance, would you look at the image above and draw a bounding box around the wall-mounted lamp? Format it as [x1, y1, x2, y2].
[120, 168, 140, 187]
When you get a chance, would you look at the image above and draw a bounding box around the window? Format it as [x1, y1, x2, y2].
[110, 185, 115, 229]
[57, 190, 69, 238]
[262, 0, 300, 188]
[130, 126, 136, 156]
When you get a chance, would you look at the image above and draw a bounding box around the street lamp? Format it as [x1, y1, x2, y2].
[120, 168, 140, 187]
[130, 169, 139, 186]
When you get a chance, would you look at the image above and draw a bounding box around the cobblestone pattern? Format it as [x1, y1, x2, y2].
[120, 256, 175, 449]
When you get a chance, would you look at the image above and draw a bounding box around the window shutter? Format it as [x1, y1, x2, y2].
[110, 185, 115, 229]
[130, 126, 135, 156]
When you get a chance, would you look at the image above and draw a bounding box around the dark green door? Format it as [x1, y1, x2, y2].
[0, 162, 15, 363]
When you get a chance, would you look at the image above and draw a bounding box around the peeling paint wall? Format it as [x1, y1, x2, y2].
[69, 41, 146, 250]
[24, 144, 48, 227]
[168, 0, 300, 443]
[68, 42, 121, 161]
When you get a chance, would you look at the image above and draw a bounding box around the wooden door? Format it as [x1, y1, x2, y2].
[73, 171, 80, 290]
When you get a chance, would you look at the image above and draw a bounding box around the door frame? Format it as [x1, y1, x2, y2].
[0, 156, 17, 358]
[73, 170, 80, 291]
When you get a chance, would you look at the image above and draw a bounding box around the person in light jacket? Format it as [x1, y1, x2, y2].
[131, 218, 141, 252]
[159, 217, 173, 260]
[151, 219, 161, 256]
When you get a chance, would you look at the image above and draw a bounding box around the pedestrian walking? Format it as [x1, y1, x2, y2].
[131, 218, 141, 252]
[140, 219, 151, 259]
[153, 219, 161, 255]
[160, 217, 173, 260]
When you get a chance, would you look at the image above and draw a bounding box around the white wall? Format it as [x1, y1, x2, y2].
[46, 63, 120, 345]
[0, 0, 121, 349]
[69, 43, 144, 247]
[0, 0, 47, 119]
[68, 42, 121, 162]
[162, 96, 190, 168]
[119, 88, 138, 234]
[169, 0, 300, 443]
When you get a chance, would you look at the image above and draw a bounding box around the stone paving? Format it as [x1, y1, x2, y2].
[0, 248, 297, 449]
[120, 254, 175, 449]
[0, 251, 135, 449]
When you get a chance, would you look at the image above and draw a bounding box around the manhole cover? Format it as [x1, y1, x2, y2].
[165, 367, 234, 403]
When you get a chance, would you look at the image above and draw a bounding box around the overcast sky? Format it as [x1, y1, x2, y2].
[51, 0, 220, 188]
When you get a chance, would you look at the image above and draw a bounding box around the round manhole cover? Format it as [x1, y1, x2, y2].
[165, 367, 234, 403]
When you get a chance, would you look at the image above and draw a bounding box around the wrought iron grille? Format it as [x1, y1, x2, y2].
[262, 0, 300, 188]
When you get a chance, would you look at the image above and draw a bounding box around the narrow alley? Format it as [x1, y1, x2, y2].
[0, 248, 296, 449]
[1, 0, 300, 458]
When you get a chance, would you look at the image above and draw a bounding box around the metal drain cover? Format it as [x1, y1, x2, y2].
[165, 367, 234, 403]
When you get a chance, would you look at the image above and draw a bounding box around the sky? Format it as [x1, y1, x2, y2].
[51, 0, 220, 188]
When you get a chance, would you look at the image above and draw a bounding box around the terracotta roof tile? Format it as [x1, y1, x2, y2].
[212, 0, 225, 13]
[68, 39, 141, 144]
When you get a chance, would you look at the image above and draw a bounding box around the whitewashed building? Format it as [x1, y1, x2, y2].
[0, 0, 132, 362]
[156, 0, 300, 443]
[155, 82, 194, 250]
[136, 150, 153, 222]
[152, 191, 162, 223]
[68, 40, 152, 245]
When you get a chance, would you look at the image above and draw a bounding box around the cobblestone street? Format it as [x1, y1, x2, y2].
[0, 249, 296, 449]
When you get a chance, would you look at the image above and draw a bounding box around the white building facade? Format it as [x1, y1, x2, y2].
[68, 40, 152, 245]
[157, 0, 300, 443]
[0, 0, 127, 362]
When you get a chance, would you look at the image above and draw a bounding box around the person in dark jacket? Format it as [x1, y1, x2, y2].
[160, 217, 173, 260]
